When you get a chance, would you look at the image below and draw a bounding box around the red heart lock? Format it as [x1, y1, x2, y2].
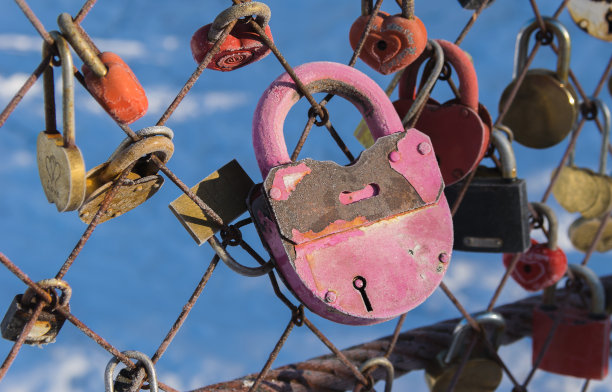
[503, 203, 567, 292]
[191, 2, 273, 72]
[349, 10, 427, 75]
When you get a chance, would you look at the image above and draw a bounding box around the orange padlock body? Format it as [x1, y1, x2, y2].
[82, 52, 148, 124]
[532, 306, 610, 380]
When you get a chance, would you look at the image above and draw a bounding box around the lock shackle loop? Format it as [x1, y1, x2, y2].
[435, 39, 479, 111]
[108, 126, 174, 163]
[493, 124, 514, 143]
[542, 264, 606, 315]
[529, 202, 559, 250]
[253, 61, 405, 179]
[57, 13, 107, 78]
[592, 98, 611, 175]
[104, 350, 158, 392]
[514, 17, 571, 83]
[22, 279, 72, 309]
[207, 2, 271, 43]
[398, 39, 444, 127]
[42, 31, 76, 148]
[443, 311, 506, 365]
[490, 128, 517, 180]
[100, 135, 174, 184]
[354, 357, 394, 392]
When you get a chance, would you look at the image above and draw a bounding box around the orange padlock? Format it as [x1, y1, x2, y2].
[58, 13, 148, 124]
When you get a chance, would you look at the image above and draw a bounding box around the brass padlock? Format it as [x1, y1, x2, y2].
[499, 17, 578, 149]
[568, 215, 612, 253]
[568, 0, 612, 42]
[78, 126, 174, 223]
[1, 279, 71, 345]
[425, 312, 505, 392]
[36, 31, 86, 212]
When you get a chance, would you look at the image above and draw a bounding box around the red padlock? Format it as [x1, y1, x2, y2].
[393, 39, 491, 186]
[532, 263, 610, 380]
[349, 0, 427, 75]
[57, 13, 148, 124]
[503, 202, 567, 291]
[191, 2, 273, 71]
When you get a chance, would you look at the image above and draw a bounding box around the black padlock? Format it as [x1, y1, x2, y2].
[445, 127, 530, 253]
[1, 279, 71, 345]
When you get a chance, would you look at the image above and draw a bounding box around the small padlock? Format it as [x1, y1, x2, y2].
[532, 263, 610, 379]
[78, 126, 174, 224]
[394, 39, 491, 186]
[424, 312, 505, 392]
[36, 31, 86, 212]
[1, 279, 71, 345]
[445, 128, 530, 253]
[499, 17, 579, 149]
[349, 0, 427, 75]
[568, 214, 612, 253]
[105, 350, 158, 392]
[457, 0, 495, 10]
[58, 13, 148, 124]
[503, 202, 567, 291]
[567, 0, 612, 42]
[191, 2, 273, 72]
[247, 61, 453, 325]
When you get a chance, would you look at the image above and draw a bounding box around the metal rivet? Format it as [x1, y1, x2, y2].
[417, 142, 432, 155]
[438, 252, 449, 263]
[388, 151, 401, 162]
[269, 187, 282, 200]
[324, 291, 337, 303]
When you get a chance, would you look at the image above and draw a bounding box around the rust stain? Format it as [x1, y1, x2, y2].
[291, 216, 368, 243]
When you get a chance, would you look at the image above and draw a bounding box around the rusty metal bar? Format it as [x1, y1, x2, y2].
[74, 0, 98, 24]
[14, 0, 53, 45]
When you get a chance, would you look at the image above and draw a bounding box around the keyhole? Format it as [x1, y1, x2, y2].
[353, 276, 373, 312]
[376, 40, 388, 51]
[523, 264, 532, 274]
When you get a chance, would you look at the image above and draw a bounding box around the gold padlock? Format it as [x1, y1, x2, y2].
[78, 126, 174, 224]
[568, 215, 612, 253]
[568, 0, 612, 42]
[36, 31, 86, 212]
[1, 279, 71, 345]
[499, 17, 578, 149]
[424, 312, 505, 392]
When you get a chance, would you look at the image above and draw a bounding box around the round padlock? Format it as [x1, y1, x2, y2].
[499, 17, 578, 149]
[567, 0, 612, 42]
[105, 351, 158, 392]
[568, 215, 612, 253]
[191, 2, 273, 71]
[349, 0, 427, 75]
[502, 202, 567, 292]
[36, 31, 86, 213]
[58, 13, 148, 124]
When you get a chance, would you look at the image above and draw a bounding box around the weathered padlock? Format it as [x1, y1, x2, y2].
[567, 0, 612, 42]
[37, 31, 86, 212]
[445, 128, 530, 253]
[457, 0, 495, 10]
[191, 2, 273, 71]
[394, 39, 491, 186]
[78, 126, 174, 224]
[105, 350, 158, 392]
[1, 279, 71, 345]
[553, 98, 612, 217]
[503, 202, 567, 291]
[247, 61, 453, 325]
[58, 13, 148, 124]
[349, 0, 427, 75]
[499, 17, 579, 149]
[532, 263, 610, 379]
[424, 312, 505, 392]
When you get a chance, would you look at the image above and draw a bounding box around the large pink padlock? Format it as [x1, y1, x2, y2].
[247, 61, 453, 325]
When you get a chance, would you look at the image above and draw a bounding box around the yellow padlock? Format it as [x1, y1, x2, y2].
[36, 31, 86, 212]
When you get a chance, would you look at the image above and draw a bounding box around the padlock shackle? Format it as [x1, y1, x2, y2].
[105, 350, 158, 392]
[108, 126, 174, 163]
[593, 98, 611, 175]
[42, 32, 76, 148]
[100, 135, 174, 183]
[398, 39, 444, 128]
[529, 202, 559, 250]
[208, 2, 271, 43]
[253, 61, 405, 179]
[57, 12, 107, 78]
[22, 279, 72, 308]
[514, 17, 571, 83]
[490, 128, 517, 180]
[542, 264, 606, 315]
[435, 39, 479, 111]
[443, 312, 506, 365]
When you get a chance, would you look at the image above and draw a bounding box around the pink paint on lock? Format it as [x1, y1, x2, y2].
[249, 61, 453, 325]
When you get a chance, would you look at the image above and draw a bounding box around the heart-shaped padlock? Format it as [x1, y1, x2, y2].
[503, 202, 567, 292]
[78, 126, 174, 224]
[36, 31, 86, 212]
[394, 39, 491, 186]
[58, 13, 148, 124]
[247, 61, 453, 325]
[349, 0, 427, 75]
[191, 2, 273, 72]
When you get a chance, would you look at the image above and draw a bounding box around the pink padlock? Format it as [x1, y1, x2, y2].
[247, 61, 453, 325]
